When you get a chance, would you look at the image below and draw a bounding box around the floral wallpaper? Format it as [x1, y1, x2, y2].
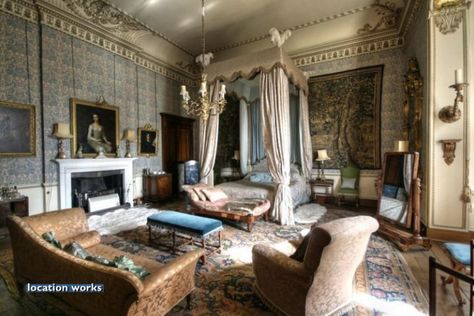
[300, 48, 408, 167]
[0, 12, 188, 186]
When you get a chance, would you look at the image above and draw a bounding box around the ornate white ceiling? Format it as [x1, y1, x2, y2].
[7, 0, 420, 78]
[105, 0, 417, 59]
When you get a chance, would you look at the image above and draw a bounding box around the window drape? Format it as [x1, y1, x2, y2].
[290, 93, 301, 164]
[260, 67, 294, 225]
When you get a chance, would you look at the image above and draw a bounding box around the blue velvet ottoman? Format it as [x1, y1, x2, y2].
[147, 211, 223, 262]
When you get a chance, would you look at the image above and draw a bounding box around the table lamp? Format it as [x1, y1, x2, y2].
[316, 149, 331, 180]
[122, 129, 136, 158]
[52, 123, 73, 159]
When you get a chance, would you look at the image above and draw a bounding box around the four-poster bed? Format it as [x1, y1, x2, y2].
[200, 47, 312, 225]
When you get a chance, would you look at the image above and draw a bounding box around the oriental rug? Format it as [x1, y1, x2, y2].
[0, 208, 428, 315]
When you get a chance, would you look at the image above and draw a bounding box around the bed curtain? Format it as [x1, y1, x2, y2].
[198, 81, 222, 185]
[260, 67, 294, 225]
[299, 90, 313, 178]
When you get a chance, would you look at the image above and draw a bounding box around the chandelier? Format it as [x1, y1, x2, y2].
[180, 0, 226, 121]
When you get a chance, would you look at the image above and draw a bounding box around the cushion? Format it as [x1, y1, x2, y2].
[201, 187, 228, 202]
[249, 172, 273, 183]
[383, 184, 398, 198]
[42, 231, 62, 249]
[444, 242, 471, 265]
[61, 230, 101, 249]
[396, 187, 407, 201]
[148, 211, 222, 237]
[193, 188, 208, 201]
[341, 177, 356, 189]
[64, 241, 150, 279]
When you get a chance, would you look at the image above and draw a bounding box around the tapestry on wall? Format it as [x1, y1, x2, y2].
[308, 65, 383, 169]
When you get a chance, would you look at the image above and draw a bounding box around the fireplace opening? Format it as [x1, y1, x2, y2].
[71, 170, 124, 212]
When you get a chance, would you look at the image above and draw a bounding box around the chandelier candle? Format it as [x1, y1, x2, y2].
[179, 0, 227, 121]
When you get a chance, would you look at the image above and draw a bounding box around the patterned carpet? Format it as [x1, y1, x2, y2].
[0, 208, 428, 315]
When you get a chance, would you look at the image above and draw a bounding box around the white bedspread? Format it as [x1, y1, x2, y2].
[87, 206, 160, 235]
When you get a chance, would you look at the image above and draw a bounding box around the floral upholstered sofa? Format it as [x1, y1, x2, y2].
[7, 207, 204, 316]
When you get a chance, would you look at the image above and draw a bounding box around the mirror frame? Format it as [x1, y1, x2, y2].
[377, 151, 419, 229]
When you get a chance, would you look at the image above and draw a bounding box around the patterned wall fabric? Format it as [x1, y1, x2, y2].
[300, 49, 407, 168]
[0, 12, 189, 186]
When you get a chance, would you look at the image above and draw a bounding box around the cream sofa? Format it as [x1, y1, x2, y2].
[7, 207, 204, 316]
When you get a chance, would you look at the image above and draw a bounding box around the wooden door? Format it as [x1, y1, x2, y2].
[161, 113, 194, 193]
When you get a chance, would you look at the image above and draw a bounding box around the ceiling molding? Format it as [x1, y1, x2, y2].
[212, 3, 375, 53]
[50, 0, 194, 56]
[292, 36, 404, 68]
[0, 0, 196, 85]
[0, 0, 38, 22]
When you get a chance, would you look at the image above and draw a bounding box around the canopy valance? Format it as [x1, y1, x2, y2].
[205, 47, 308, 95]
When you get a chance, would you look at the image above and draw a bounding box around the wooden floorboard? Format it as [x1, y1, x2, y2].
[401, 242, 471, 315]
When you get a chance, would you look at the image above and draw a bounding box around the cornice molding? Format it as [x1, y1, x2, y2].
[0, 0, 196, 86]
[212, 3, 375, 53]
[292, 36, 404, 68]
[0, 0, 37, 22]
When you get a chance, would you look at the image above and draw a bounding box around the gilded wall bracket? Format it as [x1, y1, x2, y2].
[439, 139, 461, 165]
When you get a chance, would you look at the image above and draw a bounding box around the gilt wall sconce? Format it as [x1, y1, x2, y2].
[439, 139, 461, 165]
[438, 69, 469, 123]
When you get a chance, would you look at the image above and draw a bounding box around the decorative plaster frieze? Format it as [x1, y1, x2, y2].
[0, 0, 38, 22]
[292, 37, 404, 67]
[430, 2, 471, 34]
[357, 1, 402, 34]
[0, 0, 196, 86]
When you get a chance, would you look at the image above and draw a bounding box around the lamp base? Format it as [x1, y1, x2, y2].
[124, 152, 132, 158]
[56, 152, 67, 159]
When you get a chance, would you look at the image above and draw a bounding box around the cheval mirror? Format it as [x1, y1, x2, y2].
[377, 151, 431, 251]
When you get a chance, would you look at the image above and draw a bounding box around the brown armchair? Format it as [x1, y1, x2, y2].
[252, 216, 379, 316]
[7, 207, 204, 316]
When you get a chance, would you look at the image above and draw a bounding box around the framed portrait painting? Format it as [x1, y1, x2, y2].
[70, 98, 119, 157]
[0, 100, 36, 157]
[138, 125, 157, 157]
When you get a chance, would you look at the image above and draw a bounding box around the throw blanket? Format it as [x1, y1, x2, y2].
[226, 198, 266, 215]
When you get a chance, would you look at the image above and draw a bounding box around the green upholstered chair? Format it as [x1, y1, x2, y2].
[336, 162, 360, 207]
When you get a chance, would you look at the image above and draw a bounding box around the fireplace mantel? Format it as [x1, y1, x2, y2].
[55, 158, 136, 209]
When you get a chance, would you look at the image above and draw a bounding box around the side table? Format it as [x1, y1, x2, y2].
[310, 179, 334, 204]
[0, 196, 29, 236]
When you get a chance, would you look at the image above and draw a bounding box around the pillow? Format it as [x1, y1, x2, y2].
[341, 177, 356, 189]
[396, 187, 407, 201]
[193, 188, 208, 201]
[383, 184, 398, 198]
[201, 187, 228, 202]
[42, 231, 62, 249]
[249, 172, 273, 183]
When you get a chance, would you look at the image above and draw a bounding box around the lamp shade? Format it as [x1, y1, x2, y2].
[52, 123, 73, 139]
[316, 149, 330, 161]
[394, 140, 409, 152]
[122, 129, 136, 141]
[233, 150, 240, 160]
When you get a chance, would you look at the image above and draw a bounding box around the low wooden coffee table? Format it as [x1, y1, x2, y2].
[147, 211, 223, 263]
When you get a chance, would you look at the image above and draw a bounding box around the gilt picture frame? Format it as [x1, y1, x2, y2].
[138, 124, 158, 157]
[70, 98, 119, 158]
[0, 100, 36, 157]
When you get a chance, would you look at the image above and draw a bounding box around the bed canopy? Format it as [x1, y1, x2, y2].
[199, 46, 312, 225]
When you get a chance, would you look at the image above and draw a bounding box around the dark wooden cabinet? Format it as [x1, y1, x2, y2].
[0, 196, 29, 228]
[143, 174, 173, 202]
